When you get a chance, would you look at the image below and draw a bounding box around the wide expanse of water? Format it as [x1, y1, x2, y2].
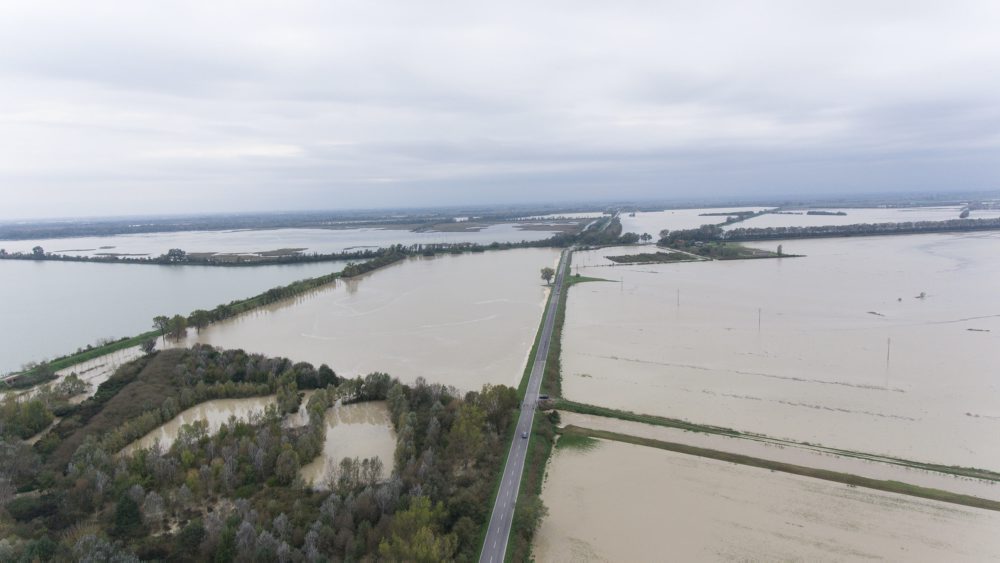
[175, 248, 559, 390]
[0, 260, 345, 375]
[563, 233, 1000, 469]
[619, 207, 770, 236]
[0, 223, 562, 258]
[534, 439, 1000, 562]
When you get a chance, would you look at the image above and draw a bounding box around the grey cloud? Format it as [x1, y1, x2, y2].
[1, 0, 999, 219]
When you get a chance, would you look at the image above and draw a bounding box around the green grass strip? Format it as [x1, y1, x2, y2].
[561, 426, 1000, 512]
[555, 400, 1000, 482]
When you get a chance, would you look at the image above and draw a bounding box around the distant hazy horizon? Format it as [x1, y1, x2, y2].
[3, 189, 998, 224]
[2, 1, 999, 220]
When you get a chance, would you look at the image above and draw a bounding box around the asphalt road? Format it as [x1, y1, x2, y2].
[479, 248, 570, 563]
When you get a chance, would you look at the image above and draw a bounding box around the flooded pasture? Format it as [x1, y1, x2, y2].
[562, 233, 1000, 469]
[299, 401, 396, 488]
[121, 396, 275, 455]
[534, 439, 1000, 562]
[176, 248, 559, 390]
[0, 259, 346, 375]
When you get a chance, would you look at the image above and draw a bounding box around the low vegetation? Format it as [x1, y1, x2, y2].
[605, 251, 697, 264]
[555, 400, 1000, 482]
[559, 426, 1000, 512]
[506, 253, 610, 561]
[724, 216, 1000, 241]
[666, 241, 788, 260]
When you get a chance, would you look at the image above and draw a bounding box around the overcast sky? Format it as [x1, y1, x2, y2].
[1, 1, 999, 219]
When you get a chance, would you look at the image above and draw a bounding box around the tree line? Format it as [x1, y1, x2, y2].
[656, 217, 1000, 245]
[725, 216, 1000, 241]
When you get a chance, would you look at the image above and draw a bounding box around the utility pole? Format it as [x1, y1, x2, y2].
[885, 337, 891, 389]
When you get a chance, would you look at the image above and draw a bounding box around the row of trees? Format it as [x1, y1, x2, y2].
[724, 216, 1000, 240]
[0, 245, 400, 267]
[658, 224, 726, 245]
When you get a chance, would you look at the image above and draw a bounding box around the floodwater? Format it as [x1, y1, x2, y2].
[558, 412, 1000, 502]
[0, 224, 562, 258]
[619, 207, 770, 236]
[121, 396, 275, 455]
[534, 439, 1000, 562]
[299, 401, 396, 488]
[562, 233, 1000, 470]
[15, 346, 144, 403]
[176, 248, 559, 390]
[0, 260, 345, 375]
[56, 346, 146, 401]
[726, 206, 1000, 230]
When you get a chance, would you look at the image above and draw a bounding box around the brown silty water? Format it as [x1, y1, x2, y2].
[563, 233, 1000, 470]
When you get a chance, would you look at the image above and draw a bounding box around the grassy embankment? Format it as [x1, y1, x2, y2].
[555, 399, 1000, 483]
[476, 253, 566, 560]
[0, 331, 161, 391]
[504, 255, 612, 562]
[560, 425, 1000, 512]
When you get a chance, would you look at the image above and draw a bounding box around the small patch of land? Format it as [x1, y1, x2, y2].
[664, 241, 799, 260]
[605, 251, 698, 264]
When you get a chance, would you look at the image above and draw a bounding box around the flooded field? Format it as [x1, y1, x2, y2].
[121, 396, 275, 455]
[619, 207, 770, 236]
[13, 346, 144, 403]
[177, 248, 559, 390]
[558, 412, 1000, 501]
[0, 259, 346, 375]
[562, 233, 1000, 469]
[0, 223, 563, 258]
[727, 206, 1000, 230]
[300, 401, 396, 488]
[534, 439, 1000, 562]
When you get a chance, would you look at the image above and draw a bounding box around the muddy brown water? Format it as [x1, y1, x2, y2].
[558, 412, 1000, 501]
[121, 396, 276, 455]
[175, 248, 559, 391]
[563, 233, 1000, 470]
[299, 401, 396, 489]
[534, 439, 1000, 562]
